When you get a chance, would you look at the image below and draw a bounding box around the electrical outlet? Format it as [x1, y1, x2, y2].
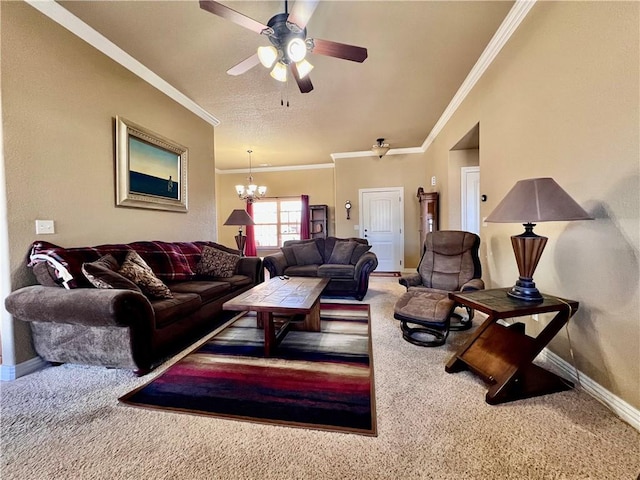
[431, 176, 437, 186]
[35, 220, 55, 235]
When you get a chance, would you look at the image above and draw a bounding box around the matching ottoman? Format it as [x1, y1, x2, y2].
[393, 289, 456, 347]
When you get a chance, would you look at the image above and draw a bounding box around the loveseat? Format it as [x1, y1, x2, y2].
[4, 240, 262, 374]
[263, 237, 378, 301]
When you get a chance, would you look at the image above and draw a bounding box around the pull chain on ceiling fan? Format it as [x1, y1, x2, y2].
[199, 0, 368, 94]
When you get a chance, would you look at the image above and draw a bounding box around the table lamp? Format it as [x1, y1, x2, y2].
[485, 177, 592, 301]
[223, 209, 255, 256]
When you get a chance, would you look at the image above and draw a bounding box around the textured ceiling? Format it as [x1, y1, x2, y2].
[60, 1, 514, 170]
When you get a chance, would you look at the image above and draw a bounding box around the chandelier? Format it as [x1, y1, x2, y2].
[235, 150, 267, 202]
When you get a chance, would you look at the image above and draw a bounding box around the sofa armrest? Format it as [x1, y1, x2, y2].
[354, 252, 378, 279]
[263, 252, 288, 277]
[236, 256, 263, 284]
[460, 278, 485, 292]
[399, 273, 422, 290]
[4, 285, 154, 329]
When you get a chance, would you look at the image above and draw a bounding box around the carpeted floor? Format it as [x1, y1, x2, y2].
[1, 277, 639, 479]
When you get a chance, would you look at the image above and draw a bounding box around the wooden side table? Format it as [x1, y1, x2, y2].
[445, 288, 579, 405]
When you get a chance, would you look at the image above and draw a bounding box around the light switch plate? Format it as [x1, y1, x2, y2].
[35, 219, 55, 235]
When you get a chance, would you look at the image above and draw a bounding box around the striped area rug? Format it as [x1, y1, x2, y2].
[119, 303, 376, 436]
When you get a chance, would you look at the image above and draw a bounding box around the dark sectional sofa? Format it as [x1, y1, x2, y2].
[4, 240, 262, 374]
[263, 237, 378, 301]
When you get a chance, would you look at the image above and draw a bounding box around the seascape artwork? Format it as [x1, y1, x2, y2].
[128, 136, 180, 200]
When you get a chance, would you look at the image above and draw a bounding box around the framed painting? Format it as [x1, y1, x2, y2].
[115, 116, 188, 212]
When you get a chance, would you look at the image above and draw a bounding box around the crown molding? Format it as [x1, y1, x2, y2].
[26, 0, 220, 127]
[217, 163, 335, 174]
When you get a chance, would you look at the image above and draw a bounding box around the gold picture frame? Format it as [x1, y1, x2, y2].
[115, 116, 188, 212]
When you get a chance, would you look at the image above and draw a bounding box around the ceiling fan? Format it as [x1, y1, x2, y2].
[199, 0, 368, 94]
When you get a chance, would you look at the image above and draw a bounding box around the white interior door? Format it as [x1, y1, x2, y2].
[359, 188, 404, 272]
[461, 166, 480, 235]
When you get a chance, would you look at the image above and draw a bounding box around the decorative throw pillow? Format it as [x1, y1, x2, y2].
[328, 240, 358, 265]
[195, 246, 240, 278]
[350, 244, 372, 265]
[281, 246, 297, 266]
[291, 243, 323, 266]
[118, 250, 173, 299]
[82, 254, 142, 293]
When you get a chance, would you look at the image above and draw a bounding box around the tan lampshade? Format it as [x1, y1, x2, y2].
[224, 209, 255, 226]
[486, 177, 592, 302]
[485, 177, 592, 223]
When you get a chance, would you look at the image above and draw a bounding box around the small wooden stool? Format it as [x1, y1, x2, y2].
[393, 289, 456, 346]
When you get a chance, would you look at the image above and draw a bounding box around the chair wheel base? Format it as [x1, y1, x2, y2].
[400, 321, 448, 347]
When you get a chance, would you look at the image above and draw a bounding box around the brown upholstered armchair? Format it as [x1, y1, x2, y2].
[395, 230, 484, 346]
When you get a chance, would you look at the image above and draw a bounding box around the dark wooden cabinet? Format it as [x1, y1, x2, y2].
[309, 204, 328, 239]
[417, 188, 439, 249]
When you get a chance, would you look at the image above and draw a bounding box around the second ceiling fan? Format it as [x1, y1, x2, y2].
[199, 0, 368, 93]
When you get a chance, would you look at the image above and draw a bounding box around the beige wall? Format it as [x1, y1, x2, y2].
[216, 167, 335, 252]
[335, 153, 428, 269]
[1, 2, 217, 363]
[424, 2, 639, 407]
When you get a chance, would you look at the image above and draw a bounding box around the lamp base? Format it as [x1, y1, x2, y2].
[234, 232, 247, 257]
[507, 276, 543, 302]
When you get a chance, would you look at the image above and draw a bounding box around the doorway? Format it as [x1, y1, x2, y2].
[359, 187, 404, 272]
[461, 166, 480, 235]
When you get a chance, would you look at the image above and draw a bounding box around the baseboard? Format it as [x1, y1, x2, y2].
[539, 349, 640, 432]
[1, 356, 49, 381]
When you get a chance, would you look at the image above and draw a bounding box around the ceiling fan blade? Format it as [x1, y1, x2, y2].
[287, 0, 320, 30]
[310, 38, 368, 63]
[227, 54, 261, 76]
[291, 63, 313, 93]
[199, 0, 268, 35]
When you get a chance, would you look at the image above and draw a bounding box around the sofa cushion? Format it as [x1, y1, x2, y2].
[351, 244, 372, 264]
[281, 246, 297, 266]
[118, 251, 173, 299]
[82, 255, 142, 293]
[168, 280, 231, 303]
[151, 292, 202, 328]
[195, 246, 240, 278]
[327, 240, 358, 265]
[284, 239, 324, 262]
[291, 243, 323, 266]
[284, 265, 319, 277]
[318, 264, 356, 279]
[211, 274, 252, 289]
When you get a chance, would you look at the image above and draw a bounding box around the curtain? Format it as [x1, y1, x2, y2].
[300, 195, 310, 240]
[244, 202, 257, 257]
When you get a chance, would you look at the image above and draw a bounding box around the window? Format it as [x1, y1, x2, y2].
[253, 198, 302, 248]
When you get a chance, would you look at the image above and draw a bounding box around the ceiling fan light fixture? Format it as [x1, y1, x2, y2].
[286, 37, 307, 62]
[257, 45, 278, 68]
[270, 61, 288, 82]
[372, 138, 390, 158]
[295, 59, 314, 79]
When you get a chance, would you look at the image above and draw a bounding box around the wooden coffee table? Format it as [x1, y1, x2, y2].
[223, 276, 330, 356]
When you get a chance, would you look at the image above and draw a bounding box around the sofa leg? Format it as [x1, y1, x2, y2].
[134, 368, 151, 376]
[49, 362, 63, 367]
